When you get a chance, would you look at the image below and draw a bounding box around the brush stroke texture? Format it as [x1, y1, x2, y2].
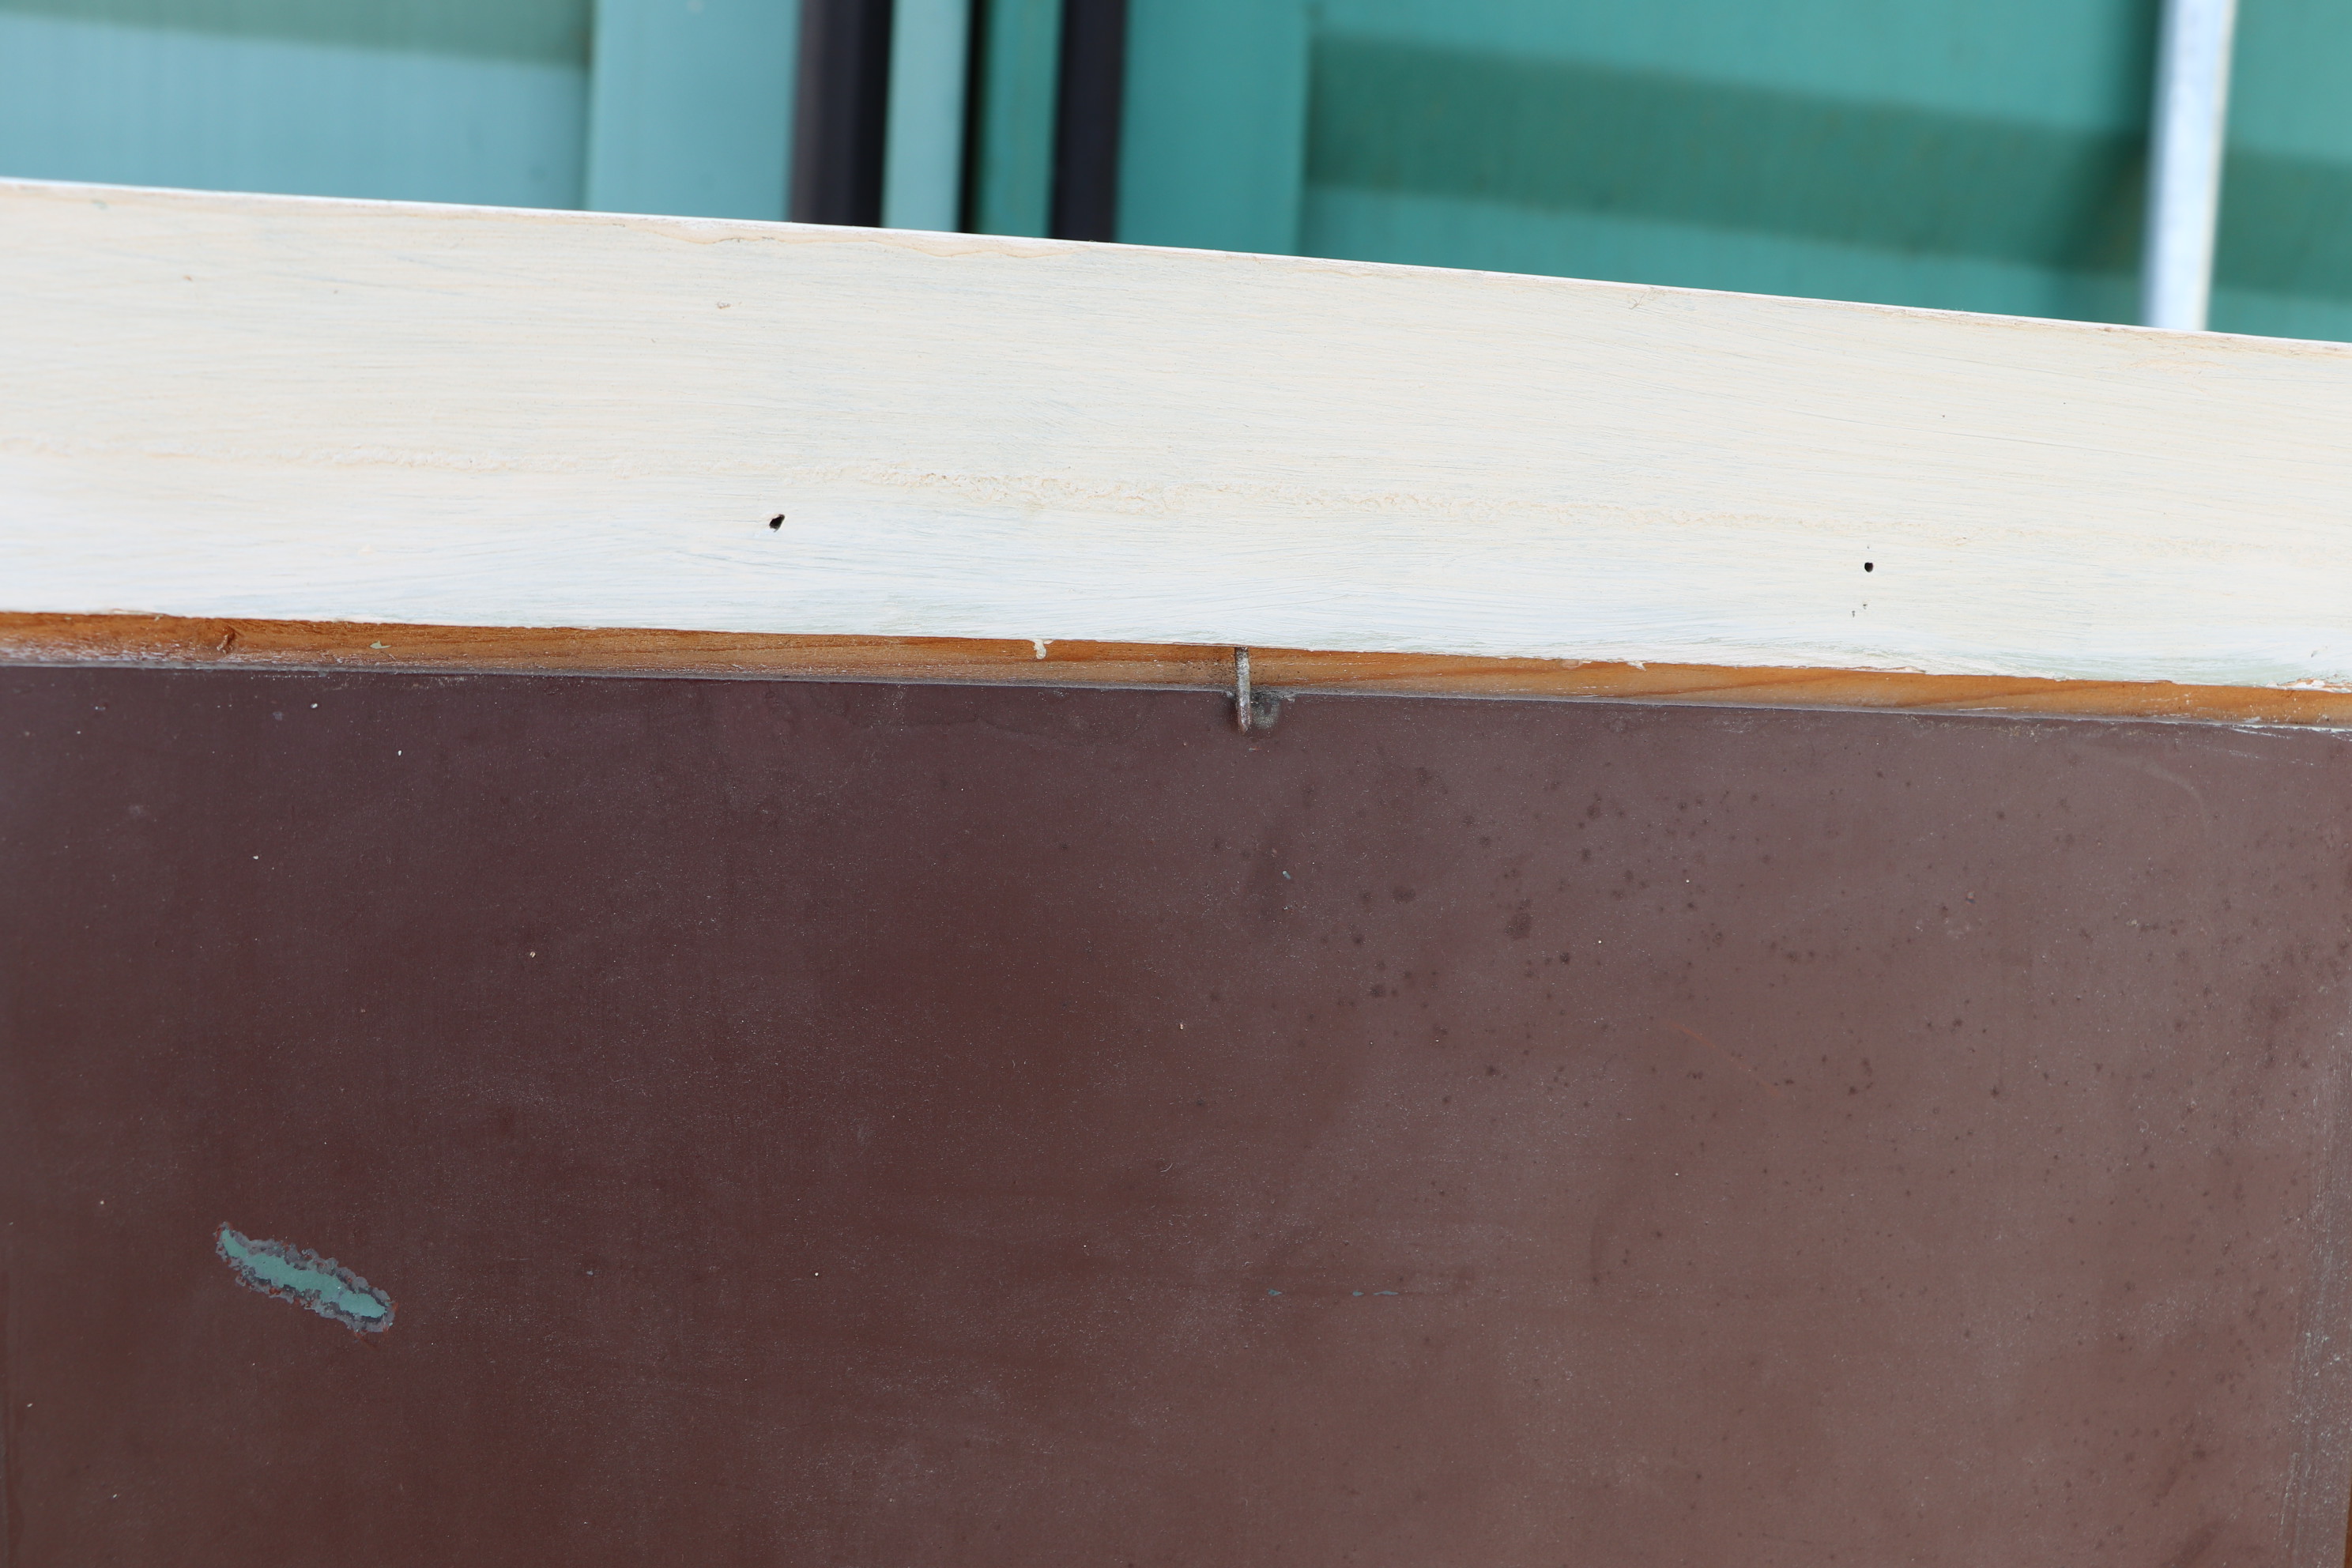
[4, 178, 2352, 690]
[216, 1225, 395, 1332]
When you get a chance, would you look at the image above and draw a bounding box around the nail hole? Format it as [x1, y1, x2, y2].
[1864, 561, 1875, 571]
[768, 514, 784, 530]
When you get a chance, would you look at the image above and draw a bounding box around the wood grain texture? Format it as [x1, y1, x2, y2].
[12, 613, 2352, 726]
[6, 177, 2352, 695]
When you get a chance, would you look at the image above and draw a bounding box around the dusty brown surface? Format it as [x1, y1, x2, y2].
[4, 668, 2351, 1565]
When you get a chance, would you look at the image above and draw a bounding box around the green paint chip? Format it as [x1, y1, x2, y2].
[216, 1224, 396, 1333]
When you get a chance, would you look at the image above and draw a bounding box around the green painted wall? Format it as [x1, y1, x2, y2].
[1120, 0, 2352, 338]
[2214, 0, 2352, 340]
[585, 0, 798, 220]
[1125, 0, 2158, 325]
[1118, 0, 1304, 254]
[0, 0, 595, 207]
[966, 0, 1060, 236]
[0, 0, 800, 217]
[5, 0, 2350, 340]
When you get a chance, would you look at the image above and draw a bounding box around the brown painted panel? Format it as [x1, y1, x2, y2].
[2, 669, 2350, 1566]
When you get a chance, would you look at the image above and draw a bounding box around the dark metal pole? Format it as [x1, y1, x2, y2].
[1049, 0, 1126, 241]
[790, 0, 896, 226]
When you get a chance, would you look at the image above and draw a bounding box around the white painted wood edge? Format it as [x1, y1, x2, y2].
[6, 175, 2352, 690]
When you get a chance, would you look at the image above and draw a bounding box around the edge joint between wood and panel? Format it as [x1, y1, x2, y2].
[4, 613, 2352, 731]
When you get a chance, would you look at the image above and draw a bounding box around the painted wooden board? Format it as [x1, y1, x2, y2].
[6, 175, 2352, 692]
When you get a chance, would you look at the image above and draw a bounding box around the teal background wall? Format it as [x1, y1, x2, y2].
[1298, 2, 2154, 326]
[1123, 0, 2157, 326]
[3, 0, 2350, 337]
[1119, 0, 2352, 337]
[0, 0, 595, 207]
[0, 0, 797, 215]
[585, 0, 797, 219]
[964, 0, 1057, 237]
[1117, 0, 1304, 255]
[2212, 0, 2352, 341]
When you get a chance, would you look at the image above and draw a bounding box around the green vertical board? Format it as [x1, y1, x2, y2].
[2211, 0, 2352, 341]
[967, 0, 1058, 236]
[1115, 0, 2193, 326]
[1298, 0, 2156, 322]
[1118, 0, 1306, 253]
[0, 0, 591, 207]
[882, 0, 971, 231]
[584, 0, 798, 220]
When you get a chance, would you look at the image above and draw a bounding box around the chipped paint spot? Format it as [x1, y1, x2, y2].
[215, 1224, 395, 1332]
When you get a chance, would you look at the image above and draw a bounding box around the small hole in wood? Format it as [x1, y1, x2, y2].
[768, 514, 784, 530]
[1864, 561, 1875, 571]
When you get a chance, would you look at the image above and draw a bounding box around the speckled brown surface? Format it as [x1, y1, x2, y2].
[4, 669, 2350, 1565]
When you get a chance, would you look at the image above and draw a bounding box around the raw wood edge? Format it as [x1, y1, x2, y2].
[4, 613, 2350, 727]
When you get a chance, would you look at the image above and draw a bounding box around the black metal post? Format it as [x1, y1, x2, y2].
[790, 0, 895, 225]
[1050, 0, 1127, 241]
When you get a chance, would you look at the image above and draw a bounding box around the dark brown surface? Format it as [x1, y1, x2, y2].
[4, 668, 2352, 1566]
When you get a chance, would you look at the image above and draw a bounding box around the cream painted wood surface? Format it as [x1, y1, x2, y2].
[5, 175, 2352, 689]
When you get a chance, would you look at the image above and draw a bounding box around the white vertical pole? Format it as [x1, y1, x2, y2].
[882, 0, 971, 232]
[2141, 0, 2239, 330]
